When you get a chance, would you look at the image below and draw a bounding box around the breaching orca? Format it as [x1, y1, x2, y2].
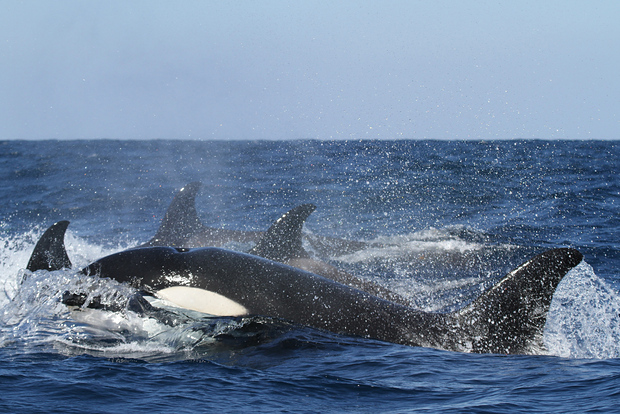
[27, 221, 583, 354]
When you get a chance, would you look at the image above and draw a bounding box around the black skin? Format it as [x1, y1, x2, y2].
[81, 246, 583, 354]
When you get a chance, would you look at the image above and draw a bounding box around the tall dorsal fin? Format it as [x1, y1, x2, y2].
[454, 247, 583, 354]
[144, 182, 205, 247]
[26, 221, 72, 271]
[249, 204, 316, 262]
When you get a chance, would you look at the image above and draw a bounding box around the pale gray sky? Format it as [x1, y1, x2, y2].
[1, 1, 618, 140]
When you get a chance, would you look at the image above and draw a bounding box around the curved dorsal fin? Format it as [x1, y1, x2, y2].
[454, 247, 583, 354]
[26, 221, 72, 271]
[249, 204, 316, 262]
[144, 182, 206, 247]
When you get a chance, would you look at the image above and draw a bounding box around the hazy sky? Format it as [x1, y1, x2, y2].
[1, 1, 618, 140]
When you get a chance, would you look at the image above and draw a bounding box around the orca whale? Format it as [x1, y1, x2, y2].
[245, 203, 409, 304]
[143, 183, 408, 304]
[142, 182, 372, 256]
[27, 221, 583, 354]
[142, 182, 262, 247]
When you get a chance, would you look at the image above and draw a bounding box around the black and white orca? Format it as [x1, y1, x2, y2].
[27, 221, 583, 354]
[143, 183, 407, 304]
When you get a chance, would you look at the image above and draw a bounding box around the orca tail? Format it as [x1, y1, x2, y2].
[26, 221, 72, 272]
[249, 204, 316, 262]
[144, 182, 205, 247]
[452, 248, 583, 354]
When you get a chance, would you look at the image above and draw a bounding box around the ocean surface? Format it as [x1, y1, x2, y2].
[0, 139, 618, 413]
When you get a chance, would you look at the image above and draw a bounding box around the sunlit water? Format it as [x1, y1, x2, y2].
[1, 140, 618, 413]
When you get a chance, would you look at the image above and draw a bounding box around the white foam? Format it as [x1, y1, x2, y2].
[0, 226, 134, 306]
[545, 261, 620, 359]
[334, 227, 511, 263]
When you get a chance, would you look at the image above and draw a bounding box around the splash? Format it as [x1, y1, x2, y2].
[0, 225, 133, 307]
[321, 226, 519, 313]
[0, 228, 289, 360]
[545, 261, 620, 359]
[3, 226, 620, 360]
[0, 228, 139, 351]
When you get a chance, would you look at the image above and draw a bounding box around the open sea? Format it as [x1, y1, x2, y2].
[0, 139, 618, 413]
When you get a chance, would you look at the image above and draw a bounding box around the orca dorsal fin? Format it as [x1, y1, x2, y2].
[249, 204, 316, 262]
[144, 182, 206, 247]
[26, 221, 72, 271]
[454, 247, 583, 354]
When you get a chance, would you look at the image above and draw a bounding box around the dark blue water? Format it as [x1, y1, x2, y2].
[1, 139, 619, 413]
